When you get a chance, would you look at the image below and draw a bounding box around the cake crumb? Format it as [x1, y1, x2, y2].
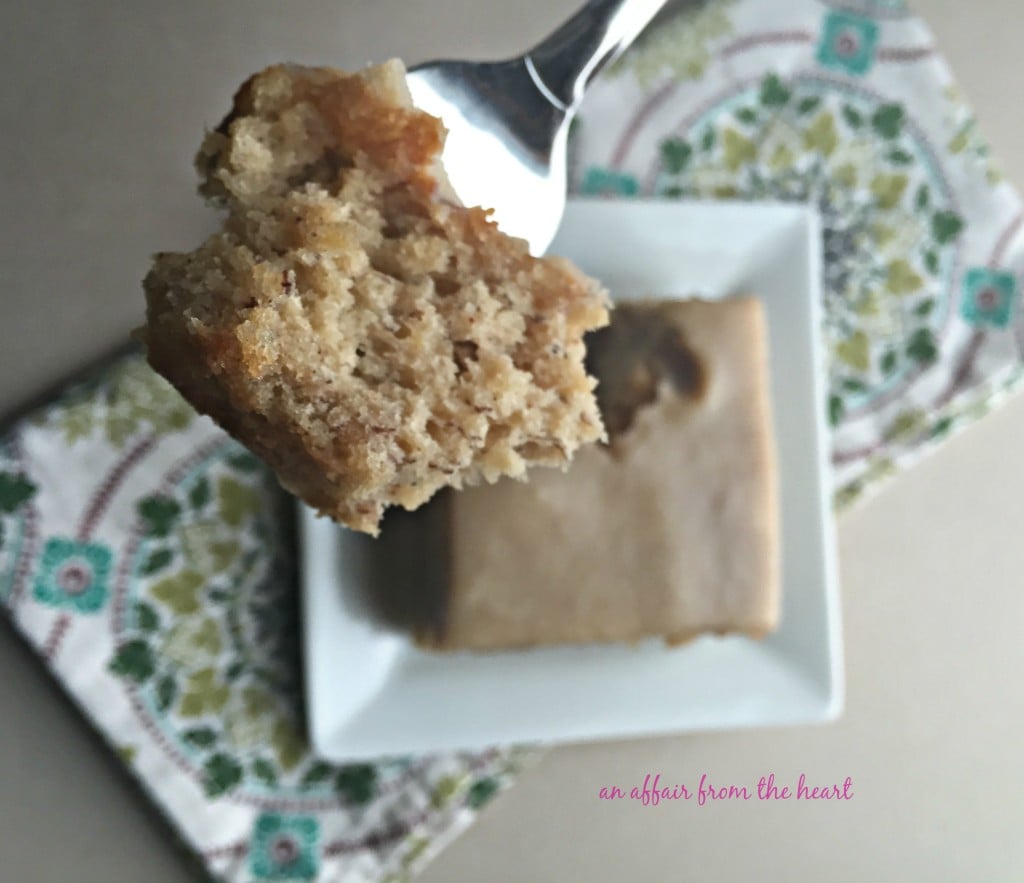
[141, 60, 608, 534]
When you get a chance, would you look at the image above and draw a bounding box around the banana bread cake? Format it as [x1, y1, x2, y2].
[141, 61, 609, 535]
[419, 297, 780, 650]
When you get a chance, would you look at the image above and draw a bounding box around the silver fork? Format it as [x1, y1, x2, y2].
[407, 0, 667, 255]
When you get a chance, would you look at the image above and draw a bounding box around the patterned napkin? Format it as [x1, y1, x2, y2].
[0, 354, 528, 882]
[573, 0, 1024, 504]
[2, 1, 1022, 880]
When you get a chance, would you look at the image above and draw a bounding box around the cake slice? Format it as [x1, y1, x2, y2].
[419, 297, 780, 650]
[141, 61, 608, 535]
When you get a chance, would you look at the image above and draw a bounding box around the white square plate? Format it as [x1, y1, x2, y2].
[302, 199, 843, 762]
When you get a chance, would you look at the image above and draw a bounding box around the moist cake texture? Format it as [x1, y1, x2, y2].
[421, 297, 780, 650]
[141, 61, 608, 534]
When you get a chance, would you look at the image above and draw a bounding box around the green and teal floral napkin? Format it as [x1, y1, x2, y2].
[0, 355, 527, 882]
[2, 1, 1023, 880]
[573, 0, 1024, 504]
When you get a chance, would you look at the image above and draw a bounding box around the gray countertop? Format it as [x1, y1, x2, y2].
[2, 1, 1023, 880]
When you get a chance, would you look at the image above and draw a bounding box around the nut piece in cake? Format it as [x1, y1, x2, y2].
[141, 60, 609, 535]
[420, 297, 780, 650]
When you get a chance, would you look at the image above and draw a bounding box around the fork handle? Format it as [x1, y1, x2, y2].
[526, 0, 667, 111]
